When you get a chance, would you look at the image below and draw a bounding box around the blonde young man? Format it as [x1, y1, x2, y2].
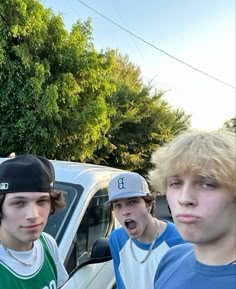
[106, 172, 184, 289]
[0, 154, 68, 289]
[149, 130, 236, 289]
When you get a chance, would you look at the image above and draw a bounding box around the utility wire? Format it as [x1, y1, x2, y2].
[77, 0, 235, 89]
[111, 0, 144, 59]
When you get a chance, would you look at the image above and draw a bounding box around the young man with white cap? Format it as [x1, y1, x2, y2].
[106, 172, 184, 289]
[0, 154, 68, 289]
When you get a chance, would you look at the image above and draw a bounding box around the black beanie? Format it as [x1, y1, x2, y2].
[0, 154, 54, 193]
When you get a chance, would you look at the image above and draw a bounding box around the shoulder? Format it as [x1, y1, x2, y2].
[41, 232, 57, 246]
[165, 221, 181, 237]
[155, 244, 194, 276]
[158, 221, 185, 246]
[161, 243, 193, 262]
[164, 220, 179, 233]
[40, 232, 58, 256]
[154, 244, 194, 287]
[167, 242, 193, 253]
[109, 227, 129, 249]
[109, 226, 128, 240]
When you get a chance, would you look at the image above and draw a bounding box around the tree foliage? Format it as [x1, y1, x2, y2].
[0, 0, 114, 159]
[0, 0, 191, 174]
[93, 51, 191, 174]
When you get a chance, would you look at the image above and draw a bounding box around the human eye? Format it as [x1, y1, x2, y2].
[10, 200, 25, 208]
[198, 177, 217, 190]
[167, 178, 182, 188]
[128, 198, 138, 206]
[113, 203, 121, 210]
[37, 198, 51, 206]
[201, 182, 216, 189]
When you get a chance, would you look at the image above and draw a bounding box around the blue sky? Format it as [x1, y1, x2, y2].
[42, 0, 235, 130]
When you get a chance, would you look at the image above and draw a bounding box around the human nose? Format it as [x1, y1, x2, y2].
[25, 203, 39, 219]
[122, 205, 131, 216]
[178, 183, 197, 207]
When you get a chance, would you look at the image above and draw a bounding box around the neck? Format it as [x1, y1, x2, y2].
[137, 217, 160, 243]
[194, 234, 236, 265]
[0, 231, 33, 251]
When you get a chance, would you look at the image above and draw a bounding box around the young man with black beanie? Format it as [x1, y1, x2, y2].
[0, 154, 68, 289]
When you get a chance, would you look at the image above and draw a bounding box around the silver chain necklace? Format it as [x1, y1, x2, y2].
[0, 240, 37, 266]
[228, 260, 236, 265]
[130, 218, 160, 264]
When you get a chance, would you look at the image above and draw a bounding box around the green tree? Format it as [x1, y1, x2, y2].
[0, 0, 114, 159]
[93, 51, 191, 174]
[0, 0, 190, 171]
[223, 117, 236, 133]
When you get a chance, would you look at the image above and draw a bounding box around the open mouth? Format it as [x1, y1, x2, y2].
[125, 219, 137, 231]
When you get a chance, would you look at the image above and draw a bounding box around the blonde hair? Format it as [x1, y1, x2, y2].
[149, 130, 236, 195]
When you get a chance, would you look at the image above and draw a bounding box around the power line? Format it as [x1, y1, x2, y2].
[76, 0, 235, 89]
[111, 0, 144, 59]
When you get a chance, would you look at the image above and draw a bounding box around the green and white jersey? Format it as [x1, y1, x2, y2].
[0, 232, 68, 289]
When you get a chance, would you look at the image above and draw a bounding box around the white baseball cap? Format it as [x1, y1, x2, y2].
[106, 172, 150, 205]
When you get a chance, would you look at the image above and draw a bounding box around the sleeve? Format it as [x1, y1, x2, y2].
[164, 221, 186, 247]
[42, 232, 69, 288]
[109, 230, 126, 289]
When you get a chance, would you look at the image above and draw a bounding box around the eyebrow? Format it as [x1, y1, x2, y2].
[113, 197, 139, 203]
[168, 174, 215, 181]
[167, 175, 179, 179]
[8, 196, 27, 200]
[193, 174, 215, 180]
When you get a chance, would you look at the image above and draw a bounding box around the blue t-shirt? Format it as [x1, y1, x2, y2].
[154, 243, 236, 289]
[109, 221, 184, 289]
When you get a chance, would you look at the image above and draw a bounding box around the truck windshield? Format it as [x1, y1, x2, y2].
[44, 181, 83, 242]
